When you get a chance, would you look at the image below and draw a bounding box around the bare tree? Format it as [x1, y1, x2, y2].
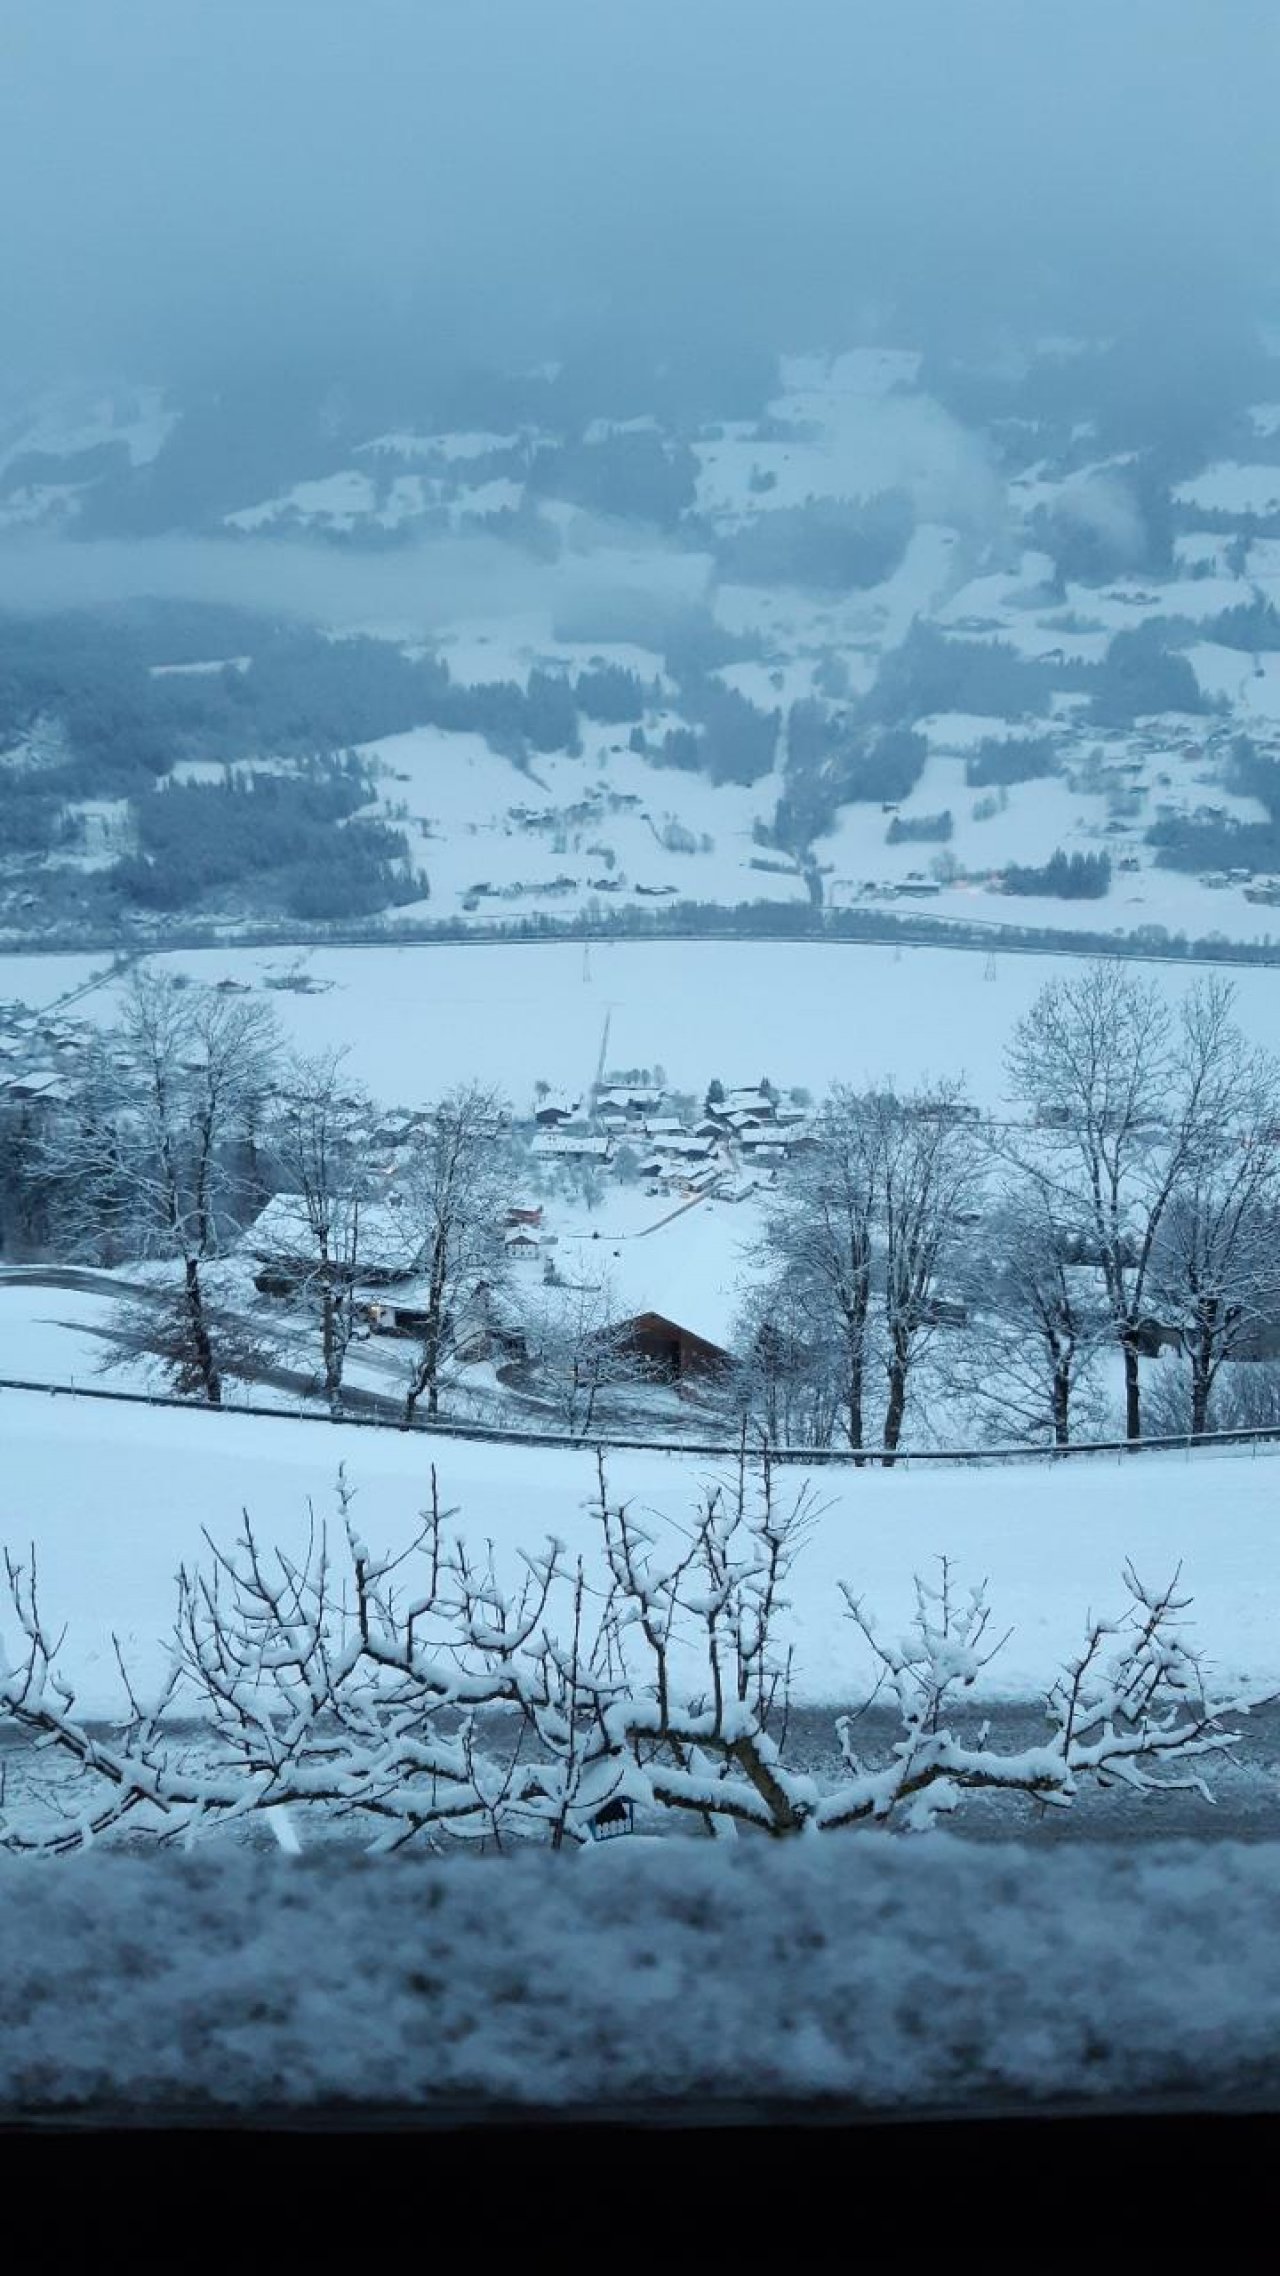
[524, 1273, 654, 1439]
[951, 1186, 1110, 1446]
[1146, 1356, 1280, 1436]
[1148, 1000, 1280, 1436]
[731, 1269, 847, 1450]
[879, 1084, 984, 1459]
[398, 1085, 512, 1425]
[751, 1082, 981, 1457]
[40, 971, 278, 1405]
[757, 1085, 884, 1451]
[98, 1278, 282, 1401]
[1221, 1362, 1280, 1430]
[1005, 965, 1257, 1442]
[0, 1456, 1242, 1854]
[0, 1098, 59, 1256]
[265, 1052, 374, 1416]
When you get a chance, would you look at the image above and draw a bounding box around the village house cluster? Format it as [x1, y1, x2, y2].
[0, 999, 91, 1108]
[532, 1074, 816, 1202]
[231, 1064, 825, 1395]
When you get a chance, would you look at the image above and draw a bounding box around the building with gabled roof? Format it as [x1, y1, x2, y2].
[603, 1311, 730, 1382]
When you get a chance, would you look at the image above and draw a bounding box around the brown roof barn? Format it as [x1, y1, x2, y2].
[610, 1311, 730, 1381]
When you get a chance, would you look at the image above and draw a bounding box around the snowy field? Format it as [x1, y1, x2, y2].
[0, 1283, 127, 1388]
[1, 1387, 1276, 1712]
[12, 937, 1278, 1115]
[0, 951, 116, 1010]
[360, 719, 806, 922]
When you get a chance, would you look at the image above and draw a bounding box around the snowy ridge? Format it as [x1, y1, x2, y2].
[5, 1840, 1280, 2114]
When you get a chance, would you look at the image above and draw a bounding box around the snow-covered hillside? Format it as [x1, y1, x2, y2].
[5, 336, 1280, 949]
[1, 1386, 1276, 1712]
[0, 384, 176, 531]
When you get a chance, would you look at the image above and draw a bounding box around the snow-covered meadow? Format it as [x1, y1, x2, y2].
[0, 1282, 124, 1387]
[11, 936, 1280, 1117]
[360, 717, 807, 921]
[1, 1385, 1276, 1712]
[350, 706, 1280, 945]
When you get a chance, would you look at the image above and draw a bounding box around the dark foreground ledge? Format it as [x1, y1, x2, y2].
[4, 1838, 1280, 2126]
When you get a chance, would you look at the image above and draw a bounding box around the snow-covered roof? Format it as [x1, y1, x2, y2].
[648, 1133, 716, 1156]
[538, 1193, 760, 1351]
[247, 1193, 419, 1275]
[533, 1133, 611, 1160]
[0, 1069, 70, 1100]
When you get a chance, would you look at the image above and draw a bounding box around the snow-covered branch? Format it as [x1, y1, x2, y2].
[0, 1456, 1246, 1854]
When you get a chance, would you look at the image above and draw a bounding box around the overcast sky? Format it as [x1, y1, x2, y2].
[1, 0, 1276, 377]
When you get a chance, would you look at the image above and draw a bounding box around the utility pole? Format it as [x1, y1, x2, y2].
[590, 1006, 612, 1122]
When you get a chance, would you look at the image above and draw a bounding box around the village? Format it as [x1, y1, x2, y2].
[238, 1064, 823, 1412]
[0, 979, 822, 1421]
[0, 952, 1012, 1443]
[5, 948, 1280, 1451]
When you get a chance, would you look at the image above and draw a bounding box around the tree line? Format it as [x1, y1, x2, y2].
[115, 762, 422, 920]
[738, 963, 1280, 1455]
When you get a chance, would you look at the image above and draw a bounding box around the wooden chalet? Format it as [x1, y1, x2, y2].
[608, 1310, 730, 1382]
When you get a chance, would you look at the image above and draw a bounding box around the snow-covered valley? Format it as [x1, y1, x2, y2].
[7, 342, 1280, 958]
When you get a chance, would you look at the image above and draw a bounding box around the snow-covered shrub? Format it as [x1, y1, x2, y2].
[0, 1454, 1242, 1856]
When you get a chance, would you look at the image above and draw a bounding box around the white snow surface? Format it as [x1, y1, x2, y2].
[0, 385, 176, 478]
[359, 429, 520, 462]
[1, 1389, 1277, 1712]
[539, 1189, 764, 1349]
[1174, 463, 1280, 517]
[0, 953, 114, 1009]
[39, 939, 1280, 1117]
[0, 1286, 129, 1388]
[4, 1839, 1280, 2113]
[694, 354, 990, 530]
[358, 719, 799, 920]
[225, 469, 381, 533]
